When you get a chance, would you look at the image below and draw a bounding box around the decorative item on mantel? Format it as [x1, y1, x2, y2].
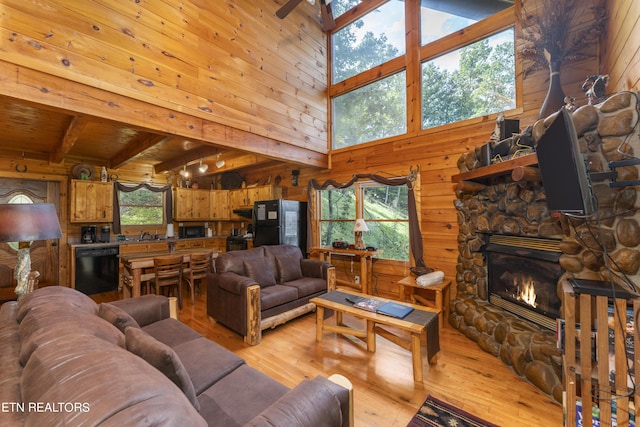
[518, 0, 606, 119]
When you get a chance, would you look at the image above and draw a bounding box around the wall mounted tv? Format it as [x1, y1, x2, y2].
[536, 107, 597, 215]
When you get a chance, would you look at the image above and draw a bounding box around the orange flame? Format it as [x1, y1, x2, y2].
[513, 275, 538, 308]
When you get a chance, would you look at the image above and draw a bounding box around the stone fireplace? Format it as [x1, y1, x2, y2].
[450, 91, 640, 404]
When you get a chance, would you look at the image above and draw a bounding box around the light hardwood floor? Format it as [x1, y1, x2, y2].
[94, 288, 563, 426]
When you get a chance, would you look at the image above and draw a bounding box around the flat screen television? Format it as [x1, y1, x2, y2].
[536, 107, 597, 215]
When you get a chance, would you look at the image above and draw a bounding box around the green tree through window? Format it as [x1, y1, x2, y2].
[318, 182, 409, 261]
[118, 187, 164, 226]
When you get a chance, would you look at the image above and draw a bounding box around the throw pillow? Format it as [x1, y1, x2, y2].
[274, 256, 303, 283]
[243, 258, 276, 288]
[98, 303, 141, 333]
[125, 327, 200, 411]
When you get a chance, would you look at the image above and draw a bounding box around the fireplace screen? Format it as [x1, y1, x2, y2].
[486, 235, 563, 330]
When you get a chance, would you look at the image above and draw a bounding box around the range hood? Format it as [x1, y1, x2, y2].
[232, 208, 253, 219]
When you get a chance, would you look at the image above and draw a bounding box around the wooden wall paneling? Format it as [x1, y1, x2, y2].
[0, 0, 329, 156]
[602, 0, 640, 91]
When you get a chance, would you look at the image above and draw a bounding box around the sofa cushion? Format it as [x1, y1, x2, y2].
[215, 246, 266, 275]
[21, 334, 206, 426]
[260, 285, 299, 311]
[108, 294, 170, 327]
[19, 307, 125, 366]
[197, 364, 289, 427]
[274, 256, 303, 283]
[125, 327, 200, 411]
[172, 337, 245, 395]
[142, 317, 202, 348]
[16, 285, 98, 323]
[243, 258, 276, 288]
[99, 302, 141, 333]
[283, 277, 326, 298]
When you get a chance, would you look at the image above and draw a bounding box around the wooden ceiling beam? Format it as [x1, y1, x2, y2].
[50, 115, 89, 164]
[110, 133, 171, 169]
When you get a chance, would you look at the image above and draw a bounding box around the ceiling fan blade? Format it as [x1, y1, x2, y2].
[276, 0, 304, 19]
[320, 0, 336, 31]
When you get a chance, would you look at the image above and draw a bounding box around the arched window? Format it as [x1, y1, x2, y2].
[7, 193, 34, 250]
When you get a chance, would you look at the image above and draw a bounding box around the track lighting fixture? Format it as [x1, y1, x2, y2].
[215, 153, 225, 168]
[179, 165, 189, 177]
[198, 159, 209, 173]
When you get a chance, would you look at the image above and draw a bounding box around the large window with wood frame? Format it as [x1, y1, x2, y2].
[318, 182, 409, 261]
[118, 187, 164, 226]
[330, 0, 515, 149]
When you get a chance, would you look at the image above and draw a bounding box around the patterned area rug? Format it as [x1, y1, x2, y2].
[407, 395, 500, 427]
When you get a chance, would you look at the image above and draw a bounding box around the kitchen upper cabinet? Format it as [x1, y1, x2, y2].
[248, 185, 282, 207]
[228, 188, 247, 210]
[174, 188, 211, 220]
[210, 190, 229, 220]
[228, 186, 281, 219]
[70, 180, 113, 223]
[230, 186, 282, 208]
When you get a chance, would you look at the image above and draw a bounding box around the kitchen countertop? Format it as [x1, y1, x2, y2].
[69, 236, 229, 249]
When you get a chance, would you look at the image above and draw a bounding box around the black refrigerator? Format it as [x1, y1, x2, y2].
[253, 199, 307, 254]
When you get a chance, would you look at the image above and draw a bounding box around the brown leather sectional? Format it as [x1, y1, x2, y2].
[0, 286, 351, 426]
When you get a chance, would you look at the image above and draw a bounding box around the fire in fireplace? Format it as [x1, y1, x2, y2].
[485, 234, 563, 331]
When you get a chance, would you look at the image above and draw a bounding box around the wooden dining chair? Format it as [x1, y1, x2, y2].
[182, 252, 211, 306]
[151, 254, 184, 309]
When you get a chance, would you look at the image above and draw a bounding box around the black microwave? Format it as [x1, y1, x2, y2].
[179, 225, 205, 238]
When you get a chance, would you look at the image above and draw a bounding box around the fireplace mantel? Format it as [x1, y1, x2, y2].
[451, 153, 538, 183]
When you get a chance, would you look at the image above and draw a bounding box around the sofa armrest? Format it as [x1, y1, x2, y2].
[300, 259, 332, 279]
[245, 375, 351, 427]
[109, 294, 170, 327]
[214, 272, 258, 295]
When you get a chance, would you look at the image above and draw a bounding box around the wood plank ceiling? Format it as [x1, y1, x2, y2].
[0, 0, 331, 178]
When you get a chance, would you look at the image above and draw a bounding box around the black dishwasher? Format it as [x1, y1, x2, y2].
[75, 245, 120, 295]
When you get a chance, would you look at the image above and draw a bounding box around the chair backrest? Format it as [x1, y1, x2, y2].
[154, 255, 184, 286]
[188, 252, 211, 279]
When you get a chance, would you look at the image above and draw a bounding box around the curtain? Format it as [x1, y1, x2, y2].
[307, 172, 427, 269]
[112, 183, 173, 234]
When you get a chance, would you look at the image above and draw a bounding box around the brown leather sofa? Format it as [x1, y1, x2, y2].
[0, 286, 352, 426]
[207, 245, 335, 345]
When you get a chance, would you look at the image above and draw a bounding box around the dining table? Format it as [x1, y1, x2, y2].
[120, 248, 218, 299]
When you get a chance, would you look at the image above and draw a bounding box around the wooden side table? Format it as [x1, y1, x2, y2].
[397, 276, 451, 329]
[310, 247, 383, 294]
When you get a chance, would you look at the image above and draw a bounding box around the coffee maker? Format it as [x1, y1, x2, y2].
[81, 225, 97, 244]
[100, 226, 111, 243]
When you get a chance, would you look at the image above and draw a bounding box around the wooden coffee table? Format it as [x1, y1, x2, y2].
[310, 289, 440, 382]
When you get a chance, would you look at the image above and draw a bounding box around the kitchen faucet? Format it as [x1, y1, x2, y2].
[139, 231, 150, 241]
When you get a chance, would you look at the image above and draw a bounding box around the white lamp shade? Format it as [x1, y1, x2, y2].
[199, 161, 209, 173]
[215, 153, 225, 168]
[353, 218, 369, 232]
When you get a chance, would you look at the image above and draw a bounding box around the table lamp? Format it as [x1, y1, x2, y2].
[353, 218, 369, 250]
[0, 204, 62, 299]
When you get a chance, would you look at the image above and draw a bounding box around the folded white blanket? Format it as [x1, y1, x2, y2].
[415, 271, 444, 287]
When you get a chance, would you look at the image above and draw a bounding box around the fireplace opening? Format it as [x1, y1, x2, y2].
[485, 235, 563, 331]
